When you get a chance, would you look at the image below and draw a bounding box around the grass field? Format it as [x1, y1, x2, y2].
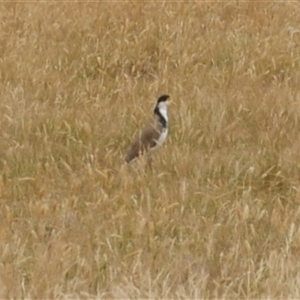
[1, 2, 300, 298]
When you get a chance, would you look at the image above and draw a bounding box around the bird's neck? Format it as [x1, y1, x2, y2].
[154, 106, 168, 128]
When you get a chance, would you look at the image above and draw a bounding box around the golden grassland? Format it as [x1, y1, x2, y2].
[1, 2, 300, 298]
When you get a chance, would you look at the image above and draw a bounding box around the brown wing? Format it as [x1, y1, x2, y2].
[125, 121, 161, 163]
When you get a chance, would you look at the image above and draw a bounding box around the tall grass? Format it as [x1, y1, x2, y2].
[1, 2, 300, 298]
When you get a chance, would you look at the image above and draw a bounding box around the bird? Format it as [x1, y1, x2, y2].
[125, 94, 170, 164]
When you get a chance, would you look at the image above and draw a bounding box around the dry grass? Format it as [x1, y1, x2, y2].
[1, 1, 300, 298]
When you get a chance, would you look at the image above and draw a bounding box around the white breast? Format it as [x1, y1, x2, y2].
[151, 128, 168, 151]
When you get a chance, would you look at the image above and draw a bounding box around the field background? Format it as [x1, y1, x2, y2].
[1, 1, 300, 298]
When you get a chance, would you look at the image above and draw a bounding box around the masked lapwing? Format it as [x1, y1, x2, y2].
[125, 94, 170, 164]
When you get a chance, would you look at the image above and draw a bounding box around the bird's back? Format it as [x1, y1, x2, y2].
[125, 116, 163, 163]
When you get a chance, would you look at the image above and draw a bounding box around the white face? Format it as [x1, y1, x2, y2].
[157, 100, 169, 110]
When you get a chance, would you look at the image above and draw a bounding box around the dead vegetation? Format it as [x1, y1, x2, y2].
[1, 2, 300, 298]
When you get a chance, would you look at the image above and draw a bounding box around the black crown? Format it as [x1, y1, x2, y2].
[157, 94, 170, 103]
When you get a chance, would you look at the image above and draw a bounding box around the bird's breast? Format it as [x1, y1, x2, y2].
[151, 128, 168, 151]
